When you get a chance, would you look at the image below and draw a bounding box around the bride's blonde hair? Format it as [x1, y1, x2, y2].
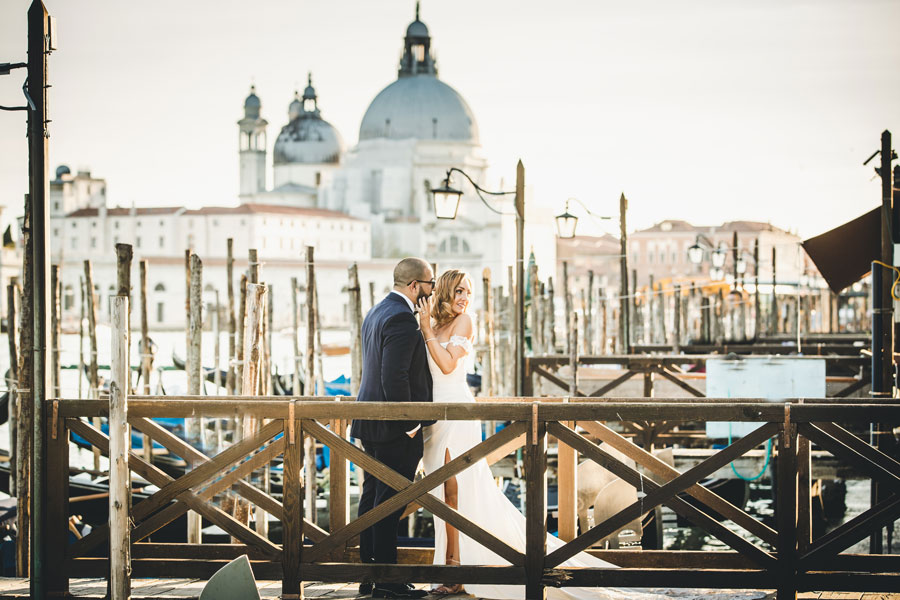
[432, 269, 474, 330]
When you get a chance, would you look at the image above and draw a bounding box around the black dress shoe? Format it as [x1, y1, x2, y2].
[372, 583, 428, 598]
[359, 581, 374, 596]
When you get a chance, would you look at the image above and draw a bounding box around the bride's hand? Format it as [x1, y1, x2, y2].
[416, 296, 433, 329]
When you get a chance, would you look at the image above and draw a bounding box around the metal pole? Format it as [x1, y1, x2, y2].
[619, 193, 630, 354]
[515, 160, 525, 396]
[870, 129, 894, 554]
[27, 3, 50, 596]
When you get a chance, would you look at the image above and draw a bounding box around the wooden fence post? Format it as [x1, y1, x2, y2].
[109, 295, 131, 599]
[282, 417, 304, 599]
[291, 277, 301, 394]
[524, 403, 547, 600]
[776, 411, 798, 600]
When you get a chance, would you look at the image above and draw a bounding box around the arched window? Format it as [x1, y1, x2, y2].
[154, 283, 166, 292]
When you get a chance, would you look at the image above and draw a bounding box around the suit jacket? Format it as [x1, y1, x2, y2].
[350, 292, 434, 443]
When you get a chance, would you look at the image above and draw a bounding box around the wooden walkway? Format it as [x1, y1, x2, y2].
[0, 579, 897, 600]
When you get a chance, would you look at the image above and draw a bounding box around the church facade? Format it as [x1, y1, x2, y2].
[240, 7, 504, 273]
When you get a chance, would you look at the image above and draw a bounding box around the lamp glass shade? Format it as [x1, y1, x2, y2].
[710, 267, 724, 281]
[432, 184, 462, 219]
[711, 246, 727, 269]
[687, 243, 704, 265]
[555, 211, 578, 239]
[736, 257, 747, 275]
[799, 273, 810, 287]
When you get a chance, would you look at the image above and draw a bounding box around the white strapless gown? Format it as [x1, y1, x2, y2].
[422, 336, 767, 600]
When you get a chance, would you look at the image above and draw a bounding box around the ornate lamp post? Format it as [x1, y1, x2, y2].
[431, 161, 526, 395]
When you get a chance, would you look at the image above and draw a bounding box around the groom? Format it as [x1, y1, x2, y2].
[350, 257, 435, 599]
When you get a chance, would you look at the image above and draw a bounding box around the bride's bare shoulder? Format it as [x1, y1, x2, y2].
[449, 313, 474, 338]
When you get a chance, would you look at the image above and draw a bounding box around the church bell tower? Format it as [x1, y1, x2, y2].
[238, 85, 268, 197]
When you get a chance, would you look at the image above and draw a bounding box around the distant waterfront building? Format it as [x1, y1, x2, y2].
[49, 164, 379, 329]
[628, 219, 812, 288]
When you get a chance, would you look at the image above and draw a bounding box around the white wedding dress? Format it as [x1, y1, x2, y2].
[422, 335, 767, 600]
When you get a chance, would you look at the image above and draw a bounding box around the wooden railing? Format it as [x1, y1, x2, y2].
[45, 396, 900, 600]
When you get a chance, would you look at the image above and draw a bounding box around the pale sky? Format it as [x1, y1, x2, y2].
[1, 0, 898, 238]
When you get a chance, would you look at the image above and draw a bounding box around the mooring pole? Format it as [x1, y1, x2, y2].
[619, 193, 630, 354]
[514, 160, 525, 396]
[27, 2, 51, 595]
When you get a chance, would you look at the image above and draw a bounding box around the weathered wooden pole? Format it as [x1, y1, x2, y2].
[771, 246, 778, 335]
[305, 247, 317, 521]
[7, 282, 18, 498]
[226, 238, 237, 395]
[507, 265, 516, 395]
[368, 280, 375, 311]
[115, 243, 133, 389]
[213, 290, 221, 395]
[647, 274, 655, 344]
[562, 261, 572, 353]
[529, 262, 541, 356]
[546, 276, 557, 353]
[237, 273, 248, 397]
[619, 193, 631, 354]
[585, 270, 594, 354]
[599, 287, 608, 355]
[291, 277, 301, 394]
[50, 265, 60, 399]
[18, 195, 33, 579]
[482, 268, 496, 396]
[109, 295, 131, 599]
[235, 282, 266, 530]
[83, 260, 100, 473]
[184, 249, 191, 389]
[186, 253, 203, 544]
[348, 264, 362, 394]
[673, 284, 682, 353]
[657, 280, 667, 345]
[631, 269, 639, 345]
[753, 239, 761, 339]
[139, 260, 153, 464]
[77, 276, 84, 400]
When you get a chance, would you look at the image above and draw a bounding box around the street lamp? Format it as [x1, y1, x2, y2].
[555, 202, 578, 239]
[554, 197, 613, 239]
[431, 179, 463, 220]
[431, 162, 526, 395]
[687, 234, 726, 269]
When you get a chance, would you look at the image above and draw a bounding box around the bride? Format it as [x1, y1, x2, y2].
[415, 269, 767, 600]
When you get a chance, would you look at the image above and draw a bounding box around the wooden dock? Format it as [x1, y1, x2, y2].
[1, 578, 898, 600]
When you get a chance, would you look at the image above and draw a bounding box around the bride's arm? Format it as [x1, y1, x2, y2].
[417, 299, 472, 375]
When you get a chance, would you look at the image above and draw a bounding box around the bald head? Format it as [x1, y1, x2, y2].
[393, 257, 431, 288]
[393, 257, 435, 304]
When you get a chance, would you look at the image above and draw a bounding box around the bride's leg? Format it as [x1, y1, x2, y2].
[443, 449, 460, 565]
[434, 449, 465, 595]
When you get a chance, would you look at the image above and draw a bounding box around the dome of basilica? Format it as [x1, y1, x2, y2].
[273, 75, 345, 165]
[358, 6, 478, 143]
[359, 76, 479, 143]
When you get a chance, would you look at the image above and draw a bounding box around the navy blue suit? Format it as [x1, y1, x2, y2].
[350, 292, 433, 565]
